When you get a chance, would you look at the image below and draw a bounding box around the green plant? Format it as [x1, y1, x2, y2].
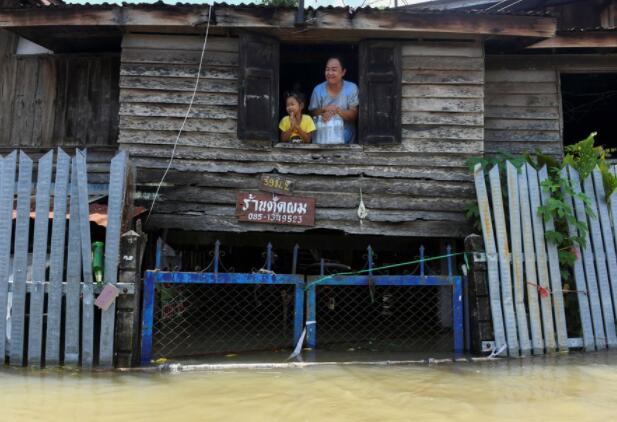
[563, 132, 617, 199]
[467, 133, 615, 281]
[536, 165, 591, 280]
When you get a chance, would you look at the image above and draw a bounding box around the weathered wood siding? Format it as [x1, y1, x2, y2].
[0, 37, 120, 149]
[119, 34, 484, 237]
[485, 58, 563, 157]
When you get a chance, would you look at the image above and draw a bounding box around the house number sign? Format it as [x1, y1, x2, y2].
[259, 174, 294, 195]
[235, 191, 315, 226]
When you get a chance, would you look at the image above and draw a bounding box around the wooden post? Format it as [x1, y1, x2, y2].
[464, 234, 493, 354]
[114, 223, 147, 367]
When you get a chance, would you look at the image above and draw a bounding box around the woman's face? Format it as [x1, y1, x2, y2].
[286, 96, 302, 116]
[325, 58, 346, 85]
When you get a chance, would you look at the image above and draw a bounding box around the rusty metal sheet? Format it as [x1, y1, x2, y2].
[561, 167, 594, 352]
[506, 162, 531, 356]
[473, 164, 507, 356]
[236, 191, 315, 227]
[568, 166, 606, 350]
[582, 170, 617, 348]
[518, 165, 544, 355]
[526, 164, 556, 353]
[488, 165, 519, 357]
[538, 166, 568, 352]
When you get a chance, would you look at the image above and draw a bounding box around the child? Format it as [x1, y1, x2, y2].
[279, 91, 316, 143]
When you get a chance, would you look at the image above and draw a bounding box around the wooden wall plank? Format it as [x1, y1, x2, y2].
[473, 164, 507, 356]
[568, 167, 606, 349]
[506, 162, 531, 356]
[401, 42, 482, 58]
[26, 151, 53, 367]
[488, 166, 519, 357]
[45, 149, 71, 366]
[136, 169, 475, 198]
[518, 165, 544, 355]
[9, 152, 33, 366]
[147, 213, 471, 237]
[2, 54, 120, 149]
[0, 152, 16, 361]
[118, 34, 482, 236]
[122, 34, 238, 52]
[484, 61, 562, 157]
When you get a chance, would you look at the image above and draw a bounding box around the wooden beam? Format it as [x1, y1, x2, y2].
[0, 6, 209, 27]
[528, 32, 617, 49]
[0, 5, 556, 38]
[487, 54, 617, 72]
[349, 10, 556, 38]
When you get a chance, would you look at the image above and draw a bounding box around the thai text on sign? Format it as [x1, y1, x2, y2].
[235, 192, 315, 226]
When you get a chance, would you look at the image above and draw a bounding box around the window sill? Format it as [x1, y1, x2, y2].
[274, 143, 362, 150]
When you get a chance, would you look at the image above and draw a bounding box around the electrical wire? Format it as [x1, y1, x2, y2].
[145, 4, 212, 224]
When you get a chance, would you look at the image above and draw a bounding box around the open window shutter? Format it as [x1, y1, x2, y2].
[359, 41, 401, 145]
[238, 33, 279, 141]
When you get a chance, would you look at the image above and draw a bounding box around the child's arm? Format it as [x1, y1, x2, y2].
[280, 126, 295, 142]
[294, 116, 314, 143]
[279, 115, 296, 142]
[292, 125, 312, 143]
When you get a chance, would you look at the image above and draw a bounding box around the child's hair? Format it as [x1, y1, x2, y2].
[284, 90, 306, 105]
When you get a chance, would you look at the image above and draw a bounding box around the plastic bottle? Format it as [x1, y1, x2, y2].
[92, 241, 104, 283]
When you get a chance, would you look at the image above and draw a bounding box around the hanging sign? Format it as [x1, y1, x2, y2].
[236, 191, 315, 226]
[260, 174, 295, 195]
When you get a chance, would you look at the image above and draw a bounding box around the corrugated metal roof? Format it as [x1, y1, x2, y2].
[5, 0, 551, 15]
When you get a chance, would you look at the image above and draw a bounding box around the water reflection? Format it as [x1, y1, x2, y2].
[2, 352, 617, 421]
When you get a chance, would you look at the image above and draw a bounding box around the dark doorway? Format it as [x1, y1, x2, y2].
[279, 44, 358, 120]
[561, 73, 617, 149]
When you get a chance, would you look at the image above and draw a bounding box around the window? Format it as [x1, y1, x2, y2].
[237, 33, 401, 145]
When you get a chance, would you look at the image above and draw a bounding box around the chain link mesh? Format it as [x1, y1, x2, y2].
[152, 283, 297, 359]
[313, 284, 454, 354]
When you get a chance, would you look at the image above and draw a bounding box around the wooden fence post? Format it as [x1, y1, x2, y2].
[114, 223, 147, 367]
[464, 234, 493, 354]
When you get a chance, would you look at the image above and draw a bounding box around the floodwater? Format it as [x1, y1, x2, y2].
[2, 353, 617, 422]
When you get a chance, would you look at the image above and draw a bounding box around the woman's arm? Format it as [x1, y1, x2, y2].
[336, 106, 358, 123]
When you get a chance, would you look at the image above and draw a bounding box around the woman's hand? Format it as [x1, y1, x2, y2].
[321, 105, 338, 122]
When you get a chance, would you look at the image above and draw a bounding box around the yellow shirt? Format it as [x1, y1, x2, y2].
[278, 114, 316, 140]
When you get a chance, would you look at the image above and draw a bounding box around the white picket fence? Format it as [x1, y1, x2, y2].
[474, 162, 617, 357]
[0, 148, 128, 368]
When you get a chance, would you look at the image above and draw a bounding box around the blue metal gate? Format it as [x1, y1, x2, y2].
[140, 242, 465, 364]
[306, 275, 463, 355]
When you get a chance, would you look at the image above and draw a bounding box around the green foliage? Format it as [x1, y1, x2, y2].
[260, 0, 299, 7]
[467, 132, 615, 282]
[563, 132, 617, 198]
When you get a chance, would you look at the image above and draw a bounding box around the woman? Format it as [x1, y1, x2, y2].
[309, 57, 359, 144]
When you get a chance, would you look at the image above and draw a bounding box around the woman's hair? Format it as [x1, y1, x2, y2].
[326, 56, 346, 70]
[284, 90, 306, 105]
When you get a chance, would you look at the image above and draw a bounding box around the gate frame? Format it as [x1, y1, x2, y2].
[305, 274, 464, 355]
[140, 270, 305, 365]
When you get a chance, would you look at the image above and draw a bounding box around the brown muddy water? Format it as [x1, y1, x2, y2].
[2, 352, 617, 421]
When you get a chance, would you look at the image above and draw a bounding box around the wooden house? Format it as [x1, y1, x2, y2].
[1, 0, 616, 268]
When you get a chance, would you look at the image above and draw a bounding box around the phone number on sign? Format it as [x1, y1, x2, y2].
[247, 213, 304, 224]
